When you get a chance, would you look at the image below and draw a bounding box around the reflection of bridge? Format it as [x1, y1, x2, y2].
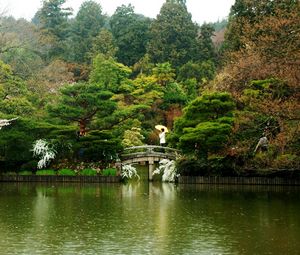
[121, 145, 179, 181]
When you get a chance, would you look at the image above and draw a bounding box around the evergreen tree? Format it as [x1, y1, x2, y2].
[89, 28, 118, 60]
[171, 92, 236, 159]
[89, 54, 132, 93]
[48, 82, 116, 135]
[197, 24, 217, 63]
[110, 4, 151, 66]
[37, 0, 72, 60]
[152, 62, 175, 86]
[0, 61, 34, 116]
[166, 0, 187, 6]
[67, 0, 105, 63]
[0, 17, 43, 80]
[223, 0, 299, 52]
[147, 1, 199, 68]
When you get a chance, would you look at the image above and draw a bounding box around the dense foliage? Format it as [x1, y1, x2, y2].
[0, 0, 299, 175]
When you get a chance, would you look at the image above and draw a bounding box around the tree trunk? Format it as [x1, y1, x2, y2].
[79, 120, 87, 136]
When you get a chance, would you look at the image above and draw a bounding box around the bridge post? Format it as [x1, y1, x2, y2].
[148, 160, 154, 181]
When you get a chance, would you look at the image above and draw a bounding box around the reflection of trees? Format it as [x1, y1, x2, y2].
[0, 183, 300, 254]
[149, 183, 177, 254]
[176, 185, 300, 254]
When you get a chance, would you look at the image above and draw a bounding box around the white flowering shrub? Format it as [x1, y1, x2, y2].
[0, 118, 18, 130]
[121, 164, 140, 180]
[153, 159, 179, 182]
[32, 139, 57, 169]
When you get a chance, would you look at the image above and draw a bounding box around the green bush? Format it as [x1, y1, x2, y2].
[20, 160, 38, 172]
[273, 154, 300, 169]
[58, 168, 76, 176]
[102, 168, 117, 176]
[208, 156, 238, 176]
[36, 169, 56, 175]
[19, 170, 32, 175]
[80, 168, 97, 176]
[177, 158, 208, 176]
[73, 131, 122, 164]
[4, 172, 17, 175]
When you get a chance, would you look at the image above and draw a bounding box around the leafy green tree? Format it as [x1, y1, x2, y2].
[131, 75, 163, 106]
[89, 28, 118, 60]
[180, 122, 233, 159]
[0, 17, 21, 55]
[110, 4, 151, 66]
[152, 62, 175, 86]
[209, 19, 228, 32]
[171, 92, 236, 159]
[89, 54, 132, 93]
[180, 78, 198, 101]
[1, 48, 44, 80]
[166, 0, 187, 5]
[162, 82, 187, 108]
[147, 1, 199, 68]
[0, 118, 74, 172]
[0, 17, 43, 79]
[177, 60, 216, 84]
[223, 0, 299, 52]
[197, 24, 217, 63]
[162, 82, 187, 128]
[67, 0, 106, 63]
[122, 127, 145, 147]
[214, 0, 299, 168]
[73, 130, 122, 164]
[48, 82, 116, 135]
[132, 53, 154, 77]
[129, 75, 164, 135]
[37, 0, 72, 60]
[0, 61, 34, 115]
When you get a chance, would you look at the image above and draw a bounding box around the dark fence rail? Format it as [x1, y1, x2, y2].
[0, 175, 121, 183]
[3, 175, 298, 185]
[178, 176, 300, 186]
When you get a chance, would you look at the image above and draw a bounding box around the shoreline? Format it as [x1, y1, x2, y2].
[1, 174, 300, 185]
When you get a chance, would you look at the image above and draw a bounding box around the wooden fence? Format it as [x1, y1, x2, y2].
[1, 175, 299, 185]
[0, 175, 121, 183]
[178, 176, 300, 186]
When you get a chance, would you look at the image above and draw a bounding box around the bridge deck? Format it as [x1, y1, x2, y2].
[121, 145, 179, 163]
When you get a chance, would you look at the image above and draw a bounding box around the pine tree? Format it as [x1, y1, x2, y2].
[147, 1, 199, 68]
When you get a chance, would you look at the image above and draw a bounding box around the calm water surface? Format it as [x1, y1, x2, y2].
[0, 182, 299, 255]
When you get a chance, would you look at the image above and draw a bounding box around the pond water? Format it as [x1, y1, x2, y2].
[0, 182, 299, 255]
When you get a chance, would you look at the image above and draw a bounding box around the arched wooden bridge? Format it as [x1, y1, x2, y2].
[120, 145, 180, 181]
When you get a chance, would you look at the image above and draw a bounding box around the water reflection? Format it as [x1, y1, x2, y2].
[0, 182, 299, 254]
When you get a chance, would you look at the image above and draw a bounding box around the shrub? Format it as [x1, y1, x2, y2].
[177, 158, 208, 176]
[36, 169, 56, 175]
[80, 168, 97, 176]
[20, 161, 38, 172]
[4, 172, 17, 175]
[153, 159, 178, 182]
[121, 164, 139, 180]
[58, 168, 76, 176]
[32, 139, 57, 169]
[208, 156, 238, 176]
[19, 171, 32, 175]
[102, 168, 117, 176]
[273, 154, 300, 169]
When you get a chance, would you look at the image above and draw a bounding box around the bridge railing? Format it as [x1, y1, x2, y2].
[121, 145, 180, 160]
